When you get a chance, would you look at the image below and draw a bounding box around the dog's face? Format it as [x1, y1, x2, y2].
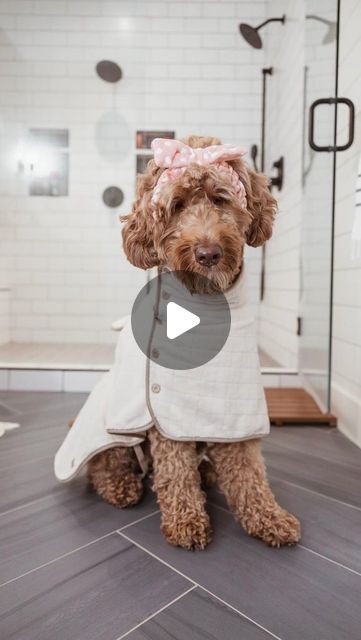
[122, 136, 277, 294]
[151, 164, 251, 293]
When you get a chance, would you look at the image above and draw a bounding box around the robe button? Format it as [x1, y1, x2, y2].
[151, 383, 161, 393]
[152, 348, 159, 358]
[162, 291, 170, 300]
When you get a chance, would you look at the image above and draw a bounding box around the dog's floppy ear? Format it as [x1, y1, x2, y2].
[121, 160, 162, 269]
[244, 168, 277, 247]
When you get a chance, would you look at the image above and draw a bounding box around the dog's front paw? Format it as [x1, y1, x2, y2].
[262, 510, 301, 547]
[245, 509, 301, 547]
[161, 511, 212, 550]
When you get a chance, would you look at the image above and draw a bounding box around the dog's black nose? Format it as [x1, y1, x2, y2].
[195, 244, 223, 267]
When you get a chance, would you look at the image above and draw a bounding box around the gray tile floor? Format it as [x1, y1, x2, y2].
[1, 391, 361, 640]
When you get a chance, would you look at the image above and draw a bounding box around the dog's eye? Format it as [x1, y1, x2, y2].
[211, 194, 228, 206]
[172, 199, 184, 214]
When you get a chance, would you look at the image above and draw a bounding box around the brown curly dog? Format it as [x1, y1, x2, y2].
[88, 135, 301, 550]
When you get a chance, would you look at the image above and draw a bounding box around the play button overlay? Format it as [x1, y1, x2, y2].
[166, 302, 200, 340]
[131, 270, 231, 370]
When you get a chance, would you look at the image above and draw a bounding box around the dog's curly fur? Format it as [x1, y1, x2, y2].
[88, 135, 300, 550]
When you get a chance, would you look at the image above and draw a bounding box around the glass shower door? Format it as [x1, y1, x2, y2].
[300, 1, 340, 412]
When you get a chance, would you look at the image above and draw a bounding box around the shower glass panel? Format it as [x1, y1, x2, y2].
[300, 0, 339, 411]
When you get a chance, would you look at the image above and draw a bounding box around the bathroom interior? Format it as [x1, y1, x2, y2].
[1, 0, 361, 638]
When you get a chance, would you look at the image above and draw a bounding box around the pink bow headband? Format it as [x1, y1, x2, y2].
[150, 138, 247, 210]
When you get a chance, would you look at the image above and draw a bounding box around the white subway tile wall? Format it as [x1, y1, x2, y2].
[332, 0, 361, 446]
[0, 290, 10, 344]
[0, 0, 266, 345]
[257, 0, 305, 369]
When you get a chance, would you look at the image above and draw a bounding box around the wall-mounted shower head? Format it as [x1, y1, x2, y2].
[306, 15, 337, 45]
[239, 15, 286, 49]
[96, 60, 122, 83]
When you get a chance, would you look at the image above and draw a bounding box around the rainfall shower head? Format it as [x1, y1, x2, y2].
[306, 15, 337, 45]
[239, 15, 286, 49]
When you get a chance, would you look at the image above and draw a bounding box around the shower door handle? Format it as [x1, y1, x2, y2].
[308, 97, 355, 152]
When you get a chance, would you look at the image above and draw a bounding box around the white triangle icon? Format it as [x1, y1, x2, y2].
[166, 302, 200, 340]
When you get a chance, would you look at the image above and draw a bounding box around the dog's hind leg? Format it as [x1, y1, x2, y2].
[208, 439, 301, 547]
[88, 446, 144, 508]
[148, 427, 212, 550]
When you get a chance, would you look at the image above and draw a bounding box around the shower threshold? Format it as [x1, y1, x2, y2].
[0, 342, 284, 371]
[0, 342, 301, 396]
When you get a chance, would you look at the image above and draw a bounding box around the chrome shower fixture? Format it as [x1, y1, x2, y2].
[239, 15, 286, 49]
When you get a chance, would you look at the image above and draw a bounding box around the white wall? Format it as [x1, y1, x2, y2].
[0, 289, 10, 344]
[257, 0, 304, 369]
[0, 0, 265, 345]
[331, 0, 361, 447]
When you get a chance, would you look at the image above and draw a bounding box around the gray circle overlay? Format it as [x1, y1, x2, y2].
[131, 270, 231, 370]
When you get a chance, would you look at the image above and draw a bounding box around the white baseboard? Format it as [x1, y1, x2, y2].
[0, 369, 103, 393]
[331, 381, 361, 449]
[0, 366, 300, 393]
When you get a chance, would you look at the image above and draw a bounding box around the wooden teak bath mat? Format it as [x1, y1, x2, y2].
[265, 388, 337, 426]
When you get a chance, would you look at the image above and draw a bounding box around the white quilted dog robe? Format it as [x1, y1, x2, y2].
[54, 269, 269, 482]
